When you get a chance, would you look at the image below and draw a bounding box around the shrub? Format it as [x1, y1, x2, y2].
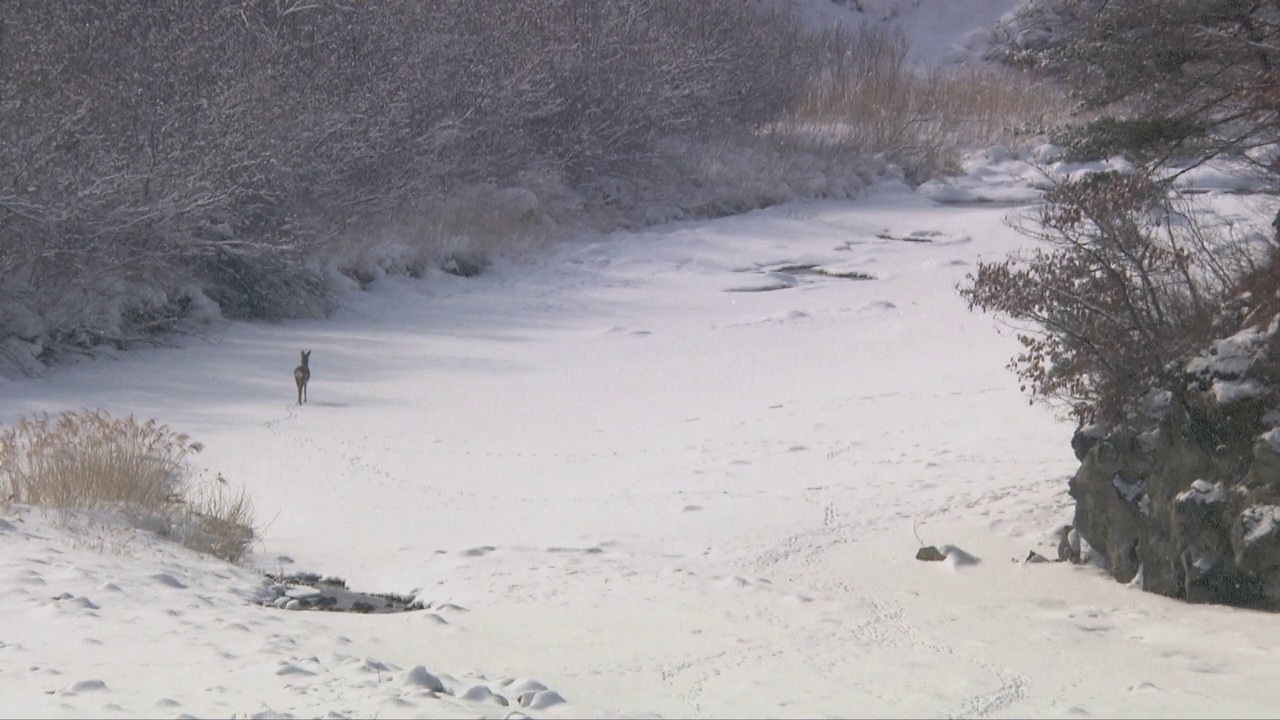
[1010, 0, 1280, 177]
[179, 476, 257, 564]
[959, 170, 1268, 423]
[0, 410, 256, 563]
[786, 27, 1068, 180]
[0, 0, 821, 368]
[1051, 116, 1207, 163]
[970, 0, 1280, 426]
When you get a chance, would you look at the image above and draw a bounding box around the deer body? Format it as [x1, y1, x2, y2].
[294, 350, 311, 405]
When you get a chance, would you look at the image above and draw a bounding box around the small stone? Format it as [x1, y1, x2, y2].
[915, 546, 946, 562]
[1025, 551, 1050, 564]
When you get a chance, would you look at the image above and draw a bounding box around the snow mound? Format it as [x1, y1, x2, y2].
[0, 511, 586, 719]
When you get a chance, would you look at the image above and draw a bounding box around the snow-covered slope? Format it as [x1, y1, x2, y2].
[5, 177, 1280, 718]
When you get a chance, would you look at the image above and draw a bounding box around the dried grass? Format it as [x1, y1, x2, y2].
[0, 410, 256, 563]
[178, 475, 257, 564]
[785, 27, 1071, 180]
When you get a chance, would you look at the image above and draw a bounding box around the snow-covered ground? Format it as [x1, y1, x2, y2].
[5, 1, 1280, 713]
[5, 169, 1280, 718]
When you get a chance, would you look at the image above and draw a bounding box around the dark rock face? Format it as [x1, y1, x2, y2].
[1068, 321, 1280, 608]
[1070, 412, 1280, 606]
[1233, 504, 1280, 600]
[1070, 426, 1104, 462]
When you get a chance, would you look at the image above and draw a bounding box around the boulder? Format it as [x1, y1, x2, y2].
[1067, 320, 1280, 608]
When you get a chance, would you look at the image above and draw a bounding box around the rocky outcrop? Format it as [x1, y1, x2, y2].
[1069, 319, 1280, 607]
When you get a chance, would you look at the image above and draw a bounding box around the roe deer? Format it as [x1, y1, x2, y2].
[294, 350, 311, 405]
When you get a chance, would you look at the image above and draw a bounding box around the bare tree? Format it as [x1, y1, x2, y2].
[0, 0, 821, 371]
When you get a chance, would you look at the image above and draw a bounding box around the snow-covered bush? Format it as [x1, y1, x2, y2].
[0, 0, 826, 372]
[1, 1, 1038, 375]
[997, 0, 1280, 178]
[960, 170, 1271, 422]
[966, 0, 1280, 424]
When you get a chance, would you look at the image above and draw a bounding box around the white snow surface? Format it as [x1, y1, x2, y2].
[1264, 427, 1280, 454]
[1187, 325, 1270, 379]
[1176, 480, 1228, 507]
[7, 179, 1280, 718]
[1211, 378, 1267, 405]
[1239, 506, 1280, 548]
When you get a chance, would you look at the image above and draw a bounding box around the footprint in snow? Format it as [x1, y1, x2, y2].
[604, 326, 651, 336]
[862, 300, 897, 312]
[462, 685, 510, 705]
[60, 679, 108, 695]
[1128, 681, 1161, 692]
[150, 573, 186, 589]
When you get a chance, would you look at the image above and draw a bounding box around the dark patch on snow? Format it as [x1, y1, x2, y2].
[770, 263, 875, 281]
[262, 573, 425, 614]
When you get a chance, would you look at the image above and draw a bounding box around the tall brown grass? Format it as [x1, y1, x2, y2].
[0, 410, 256, 563]
[784, 27, 1070, 180]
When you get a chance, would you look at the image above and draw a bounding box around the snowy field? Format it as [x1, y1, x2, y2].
[5, 171, 1280, 718]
